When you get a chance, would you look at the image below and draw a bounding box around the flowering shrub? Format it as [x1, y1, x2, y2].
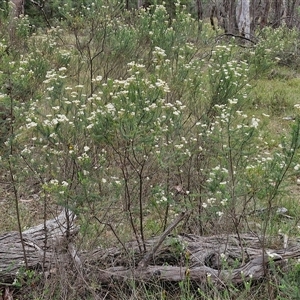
[0, 0, 300, 257]
[246, 25, 300, 78]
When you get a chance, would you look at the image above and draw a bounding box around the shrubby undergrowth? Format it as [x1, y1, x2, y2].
[1, 1, 300, 299]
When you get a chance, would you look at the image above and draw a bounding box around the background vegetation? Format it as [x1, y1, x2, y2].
[2, 0, 300, 299]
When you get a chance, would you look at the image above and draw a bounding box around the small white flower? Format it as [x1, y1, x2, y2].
[50, 179, 59, 185]
[21, 147, 31, 154]
[216, 211, 223, 217]
[220, 253, 226, 260]
[106, 103, 115, 114]
[87, 124, 94, 129]
[251, 117, 259, 128]
[92, 75, 103, 82]
[294, 164, 300, 171]
[221, 199, 227, 206]
[161, 196, 168, 202]
[26, 120, 37, 129]
[56, 114, 69, 122]
[228, 98, 238, 105]
[83, 146, 90, 152]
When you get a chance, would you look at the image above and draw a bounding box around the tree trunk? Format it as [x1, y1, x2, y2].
[143, 0, 151, 9]
[10, 0, 24, 17]
[273, 0, 283, 27]
[220, 0, 239, 34]
[137, 0, 143, 8]
[236, 0, 251, 37]
[251, 0, 263, 32]
[261, 0, 270, 28]
[196, 0, 203, 21]
[283, 0, 287, 24]
[195, 0, 203, 31]
[287, 0, 299, 28]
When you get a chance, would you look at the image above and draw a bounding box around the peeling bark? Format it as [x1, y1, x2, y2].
[0, 209, 78, 283]
[1, 212, 300, 288]
[10, 0, 24, 17]
[236, 0, 251, 38]
[85, 233, 300, 285]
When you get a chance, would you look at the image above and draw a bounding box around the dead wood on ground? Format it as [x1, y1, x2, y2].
[1, 210, 300, 290]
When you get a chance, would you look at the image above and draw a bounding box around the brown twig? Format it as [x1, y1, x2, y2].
[137, 210, 189, 269]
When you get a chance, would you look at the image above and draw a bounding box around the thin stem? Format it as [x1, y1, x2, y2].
[8, 160, 28, 268]
[138, 165, 146, 252]
[115, 145, 142, 252]
[20, 154, 47, 272]
[7, 85, 28, 268]
[163, 166, 170, 231]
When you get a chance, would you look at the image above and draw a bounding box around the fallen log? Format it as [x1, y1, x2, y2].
[0, 209, 78, 284]
[89, 246, 300, 285]
[85, 233, 300, 286]
[1, 210, 300, 290]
